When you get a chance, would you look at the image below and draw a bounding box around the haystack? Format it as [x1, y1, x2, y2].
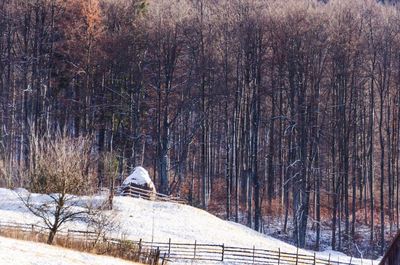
[121, 167, 156, 199]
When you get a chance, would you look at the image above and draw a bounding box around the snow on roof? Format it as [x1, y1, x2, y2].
[122, 166, 154, 188]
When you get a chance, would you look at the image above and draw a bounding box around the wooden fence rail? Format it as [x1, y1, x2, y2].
[125, 239, 364, 265]
[117, 185, 187, 204]
[0, 222, 371, 265]
[0, 222, 160, 265]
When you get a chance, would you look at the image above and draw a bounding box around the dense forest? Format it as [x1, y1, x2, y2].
[2, 0, 400, 258]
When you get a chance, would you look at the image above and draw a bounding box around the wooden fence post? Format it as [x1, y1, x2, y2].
[194, 240, 197, 259]
[221, 244, 224, 261]
[295, 247, 299, 265]
[31, 224, 35, 242]
[138, 238, 142, 259]
[168, 238, 171, 258]
[67, 230, 71, 247]
[349, 256, 353, 265]
[278, 248, 281, 265]
[313, 252, 316, 265]
[162, 253, 166, 265]
[252, 245, 255, 264]
[328, 253, 331, 265]
[154, 247, 160, 265]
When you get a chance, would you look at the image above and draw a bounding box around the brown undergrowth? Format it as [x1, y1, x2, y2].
[0, 227, 163, 265]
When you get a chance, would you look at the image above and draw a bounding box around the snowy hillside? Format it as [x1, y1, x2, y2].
[0, 188, 378, 264]
[0, 236, 142, 265]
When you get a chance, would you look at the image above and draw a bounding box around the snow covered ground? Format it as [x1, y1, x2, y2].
[0, 188, 379, 264]
[0, 236, 141, 265]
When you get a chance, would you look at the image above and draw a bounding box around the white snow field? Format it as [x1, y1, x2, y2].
[0, 188, 378, 265]
[0, 236, 142, 265]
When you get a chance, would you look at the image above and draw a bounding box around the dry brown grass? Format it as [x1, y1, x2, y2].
[0, 227, 161, 265]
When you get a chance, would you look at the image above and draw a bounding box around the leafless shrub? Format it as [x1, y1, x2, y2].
[102, 151, 120, 209]
[85, 198, 121, 248]
[0, 154, 25, 188]
[18, 133, 96, 244]
[0, 158, 12, 188]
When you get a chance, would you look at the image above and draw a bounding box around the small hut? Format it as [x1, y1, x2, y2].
[380, 231, 400, 265]
[120, 167, 157, 199]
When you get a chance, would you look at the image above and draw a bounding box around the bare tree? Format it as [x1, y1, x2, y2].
[18, 133, 94, 244]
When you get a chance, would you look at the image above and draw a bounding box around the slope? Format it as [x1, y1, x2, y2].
[0, 188, 378, 264]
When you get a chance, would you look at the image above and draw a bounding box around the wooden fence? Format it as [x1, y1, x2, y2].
[130, 239, 368, 265]
[117, 185, 187, 204]
[0, 221, 371, 265]
[113, 187, 376, 264]
[0, 221, 99, 240]
[0, 222, 161, 265]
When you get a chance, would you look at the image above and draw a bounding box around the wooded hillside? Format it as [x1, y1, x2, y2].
[1, 0, 399, 258]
